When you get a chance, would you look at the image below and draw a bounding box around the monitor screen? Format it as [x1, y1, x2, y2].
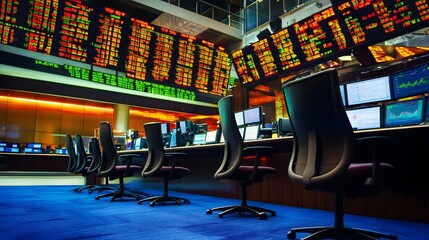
[392, 63, 429, 99]
[27, 143, 42, 148]
[192, 133, 206, 145]
[205, 130, 218, 144]
[161, 123, 170, 135]
[425, 97, 429, 122]
[134, 138, 141, 150]
[0, 146, 4, 152]
[339, 84, 346, 106]
[244, 125, 260, 141]
[384, 98, 424, 127]
[238, 127, 245, 139]
[178, 121, 187, 134]
[346, 106, 382, 130]
[243, 107, 262, 125]
[235, 111, 244, 126]
[278, 118, 293, 136]
[346, 76, 391, 106]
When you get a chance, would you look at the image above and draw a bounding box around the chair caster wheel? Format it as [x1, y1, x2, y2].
[218, 214, 223, 218]
[287, 231, 296, 239]
[95, 197, 100, 200]
[150, 203, 155, 207]
[206, 209, 212, 215]
[272, 212, 276, 217]
[258, 213, 267, 220]
[137, 201, 142, 205]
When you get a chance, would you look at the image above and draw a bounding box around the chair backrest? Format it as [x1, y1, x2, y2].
[215, 95, 244, 179]
[282, 69, 355, 186]
[74, 135, 88, 173]
[88, 137, 101, 173]
[142, 122, 165, 177]
[98, 121, 119, 176]
[65, 134, 77, 173]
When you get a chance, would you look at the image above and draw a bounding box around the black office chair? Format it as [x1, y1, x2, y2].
[65, 134, 77, 174]
[282, 69, 397, 240]
[72, 135, 98, 193]
[87, 137, 117, 193]
[137, 122, 190, 206]
[95, 121, 144, 201]
[65, 134, 96, 192]
[206, 95, 276, 220]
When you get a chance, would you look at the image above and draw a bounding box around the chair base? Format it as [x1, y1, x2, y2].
[137, 195, 190, 207]
[95, 190, 143, 202]
[287, 226, 398, 240]
[88, 185, 117, 193]
[72, 185, 95, 193]
[206, 205, 276, 220]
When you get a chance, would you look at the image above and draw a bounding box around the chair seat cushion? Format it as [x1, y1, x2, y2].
[114, 165, 142, 177]
[225, 165, 276, 182]
[347, 162, 394, 179]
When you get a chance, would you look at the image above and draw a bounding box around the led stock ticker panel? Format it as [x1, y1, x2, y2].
[232, 0, 429, 86]
[0, 0, 231, 103]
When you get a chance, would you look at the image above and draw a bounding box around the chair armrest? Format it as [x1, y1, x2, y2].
[355, 136, 398, 185]
[85, 155, 98, 174]
[244, 146, 273, 180]
[119, 153, 141, 175]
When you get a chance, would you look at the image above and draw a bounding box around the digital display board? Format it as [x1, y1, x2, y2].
[232, 0, 429, 86]
[331, 0, 429, 46]
[0, 0, 231, 102]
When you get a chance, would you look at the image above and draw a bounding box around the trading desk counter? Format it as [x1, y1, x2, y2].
[128, 125, 429, 223]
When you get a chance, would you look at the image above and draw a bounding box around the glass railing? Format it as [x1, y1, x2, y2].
[161, 0, 244, 32]
[161, 0, 316, 33]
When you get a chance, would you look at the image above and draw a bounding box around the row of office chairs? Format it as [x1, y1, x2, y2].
[66, 68, 397, 239]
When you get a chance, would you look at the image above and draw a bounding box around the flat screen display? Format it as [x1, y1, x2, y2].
[244, 125, 260, 141]
[243, 107, 262, 125]
[384, 98, 424, 127]
[339, 84, 346, 106]
[346, 76, 392, 106]
[192, 133, 206, 145]
[161, 123, 170, 135]
[346, 106, 382, 130]
[205, 130, 218, 144]
[235, 111, 244, 126]
[392, 63, 429, 99]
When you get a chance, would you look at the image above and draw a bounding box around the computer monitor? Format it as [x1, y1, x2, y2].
[27, 143, 42, 148]
[192, 133, 206, 145]
[384, 98, 424, 127]
[205, 130, 218, 144]
[392, 63, 429, 99]
[346, 106, 382, 130]
[195, 123, 208, 133]
[339, 84, 346, 106]
[244, 125, 260, 141]
[243, 106, 262, 125]
[235, 111, 244, 127]
[161, 123, 170, 134]
[346, 76, 392, 106]
[177, 121, 187, 134]
[278, 118, 293, 136]
[238, 126, 245, 139]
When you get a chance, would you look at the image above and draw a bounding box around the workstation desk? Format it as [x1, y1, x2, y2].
[127, 125, 429, 224]
[1, 125, 428, 223]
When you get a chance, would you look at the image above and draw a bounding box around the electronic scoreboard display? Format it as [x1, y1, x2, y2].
[232, 0, 429, 87]
[0, 0, 231, 102]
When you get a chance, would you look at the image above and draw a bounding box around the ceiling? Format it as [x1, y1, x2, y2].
[125, 0, 243, 49]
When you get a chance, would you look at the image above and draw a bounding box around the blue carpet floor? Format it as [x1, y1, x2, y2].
[0, 184, 428, 240]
